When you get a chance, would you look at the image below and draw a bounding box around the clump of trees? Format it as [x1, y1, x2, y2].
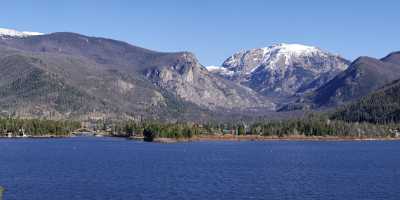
[250, 118, 396, 138]
[0, 118, 80, 137]
[111, 122, 205, 140]
[110, 115, 399, 140]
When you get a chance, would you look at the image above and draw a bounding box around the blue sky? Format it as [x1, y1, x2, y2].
[1, 0, 399, 66]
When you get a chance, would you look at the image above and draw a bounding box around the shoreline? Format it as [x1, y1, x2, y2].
[2, 134, 399, 142]
[0, 135, 71, 139]
[132, 134, 400, 143]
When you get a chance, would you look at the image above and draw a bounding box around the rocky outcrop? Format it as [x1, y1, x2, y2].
[146, 53, 275, 110]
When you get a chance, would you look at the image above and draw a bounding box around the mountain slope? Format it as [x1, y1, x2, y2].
[0, 53, 171, 120]
[331, 79, 400, 123]
[0, 28, 275, 120]
[381, 51, 400, 65]
[312, 57, 400, 106]
[209, 43, 349, 98]
[282, 54, 400, 111]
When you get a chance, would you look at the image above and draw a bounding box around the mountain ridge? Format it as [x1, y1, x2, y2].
[280, 54, 400, 111]
[0, 28, 275, 121]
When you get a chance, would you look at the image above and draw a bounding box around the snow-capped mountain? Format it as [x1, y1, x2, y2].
[0, 28, 43, 38]
[210, 43, 350, 98]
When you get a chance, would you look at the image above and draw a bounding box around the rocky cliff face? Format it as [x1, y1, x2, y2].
[209, 43, 350, 97]
[145, 53, 275, 110]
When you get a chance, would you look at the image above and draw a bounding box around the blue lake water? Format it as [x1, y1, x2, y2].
[0, 137, 399, 200]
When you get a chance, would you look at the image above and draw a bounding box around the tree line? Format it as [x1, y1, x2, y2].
[109, 115, 399, 140]
[110, 122, 207, 141]
[2, 115, 396, 139]
[0, 118, 80, 137]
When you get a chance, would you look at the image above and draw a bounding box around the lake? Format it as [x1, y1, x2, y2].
[0, 137, 399, 200]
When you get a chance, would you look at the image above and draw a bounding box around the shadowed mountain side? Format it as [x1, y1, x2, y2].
[280, 54, 400, 111]
[331, 79, 400, 123]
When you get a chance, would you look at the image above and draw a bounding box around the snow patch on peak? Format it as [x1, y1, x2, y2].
[262, 43, 321, 56]
[0, 28, 44, 38]
[215, 43, 349, 92]
[206, 66, 235, 76]
[273, 43, 318, 51]
[206, 65, 223, 71]
[221, 43, 336, 74]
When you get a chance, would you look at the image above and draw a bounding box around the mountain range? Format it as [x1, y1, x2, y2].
[0, 28, 399, 122]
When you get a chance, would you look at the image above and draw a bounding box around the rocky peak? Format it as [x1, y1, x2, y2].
[211, 43, 350, 97]
[222, 43, 347, 77]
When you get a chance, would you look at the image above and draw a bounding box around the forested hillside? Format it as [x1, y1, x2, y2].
[331, 79, 400, 123]
[0, 118, 80, 137]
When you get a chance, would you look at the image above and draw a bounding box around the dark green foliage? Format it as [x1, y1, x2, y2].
[250, 117, 394, 138]
[112, 122, 204, 140]
[0, 118, 80, 137]
[332, 79, 400, 123]
[237, 125, 245, 135]
[143, 125, 158, 142]
[111, 115, 396, 140]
